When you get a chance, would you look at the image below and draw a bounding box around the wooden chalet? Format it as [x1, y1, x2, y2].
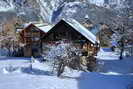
[19, 19, 100, 57]
[42, 19, 100, 56]
[18, 23, 53, 57]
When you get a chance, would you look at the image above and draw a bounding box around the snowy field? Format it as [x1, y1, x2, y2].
[0, 49, 133, 89]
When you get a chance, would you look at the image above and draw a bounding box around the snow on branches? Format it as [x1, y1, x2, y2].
[42, 41, 83, 76]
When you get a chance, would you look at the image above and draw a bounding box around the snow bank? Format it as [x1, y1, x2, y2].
[97, 48, 119, 60]
[2, 65, 21, 74]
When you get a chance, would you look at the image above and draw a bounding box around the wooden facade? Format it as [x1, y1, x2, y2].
[19, 24, 46, 57]
[19, 19, 100, 57]
[42, 20, 100, 56]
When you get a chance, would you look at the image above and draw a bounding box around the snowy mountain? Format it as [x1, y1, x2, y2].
[0, 0, 14, 12]
[0, 0, 40, 22]
[37, 0, 119, 27]
[0, 0, 132, 29]
[0, 0, 29, 12]
[0, 0, 118, 24]
[89, 0, 125, 8]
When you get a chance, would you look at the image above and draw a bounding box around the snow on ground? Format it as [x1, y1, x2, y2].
[0, 49, 133, 89]
[97, 48, 120, 60]
[98, 56, 133, 74]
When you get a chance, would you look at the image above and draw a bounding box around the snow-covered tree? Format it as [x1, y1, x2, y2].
[110, 0, 133, 59]
[43, 41, 84, 77]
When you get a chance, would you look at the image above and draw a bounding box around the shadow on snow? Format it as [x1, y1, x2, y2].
[77, 72, 133, 89]
[21, 67, 53, 76]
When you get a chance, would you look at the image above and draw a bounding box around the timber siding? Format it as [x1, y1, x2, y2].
[19, 19, 100, 57]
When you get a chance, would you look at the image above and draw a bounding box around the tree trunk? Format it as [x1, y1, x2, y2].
[57, 60, 65, 77]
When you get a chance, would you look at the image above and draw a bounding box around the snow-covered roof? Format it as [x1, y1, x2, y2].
[63, 19, 99, 44]
[21, 20, 98, 44]
[23, 22, 53, 33]
[34, 23, 53, 33]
